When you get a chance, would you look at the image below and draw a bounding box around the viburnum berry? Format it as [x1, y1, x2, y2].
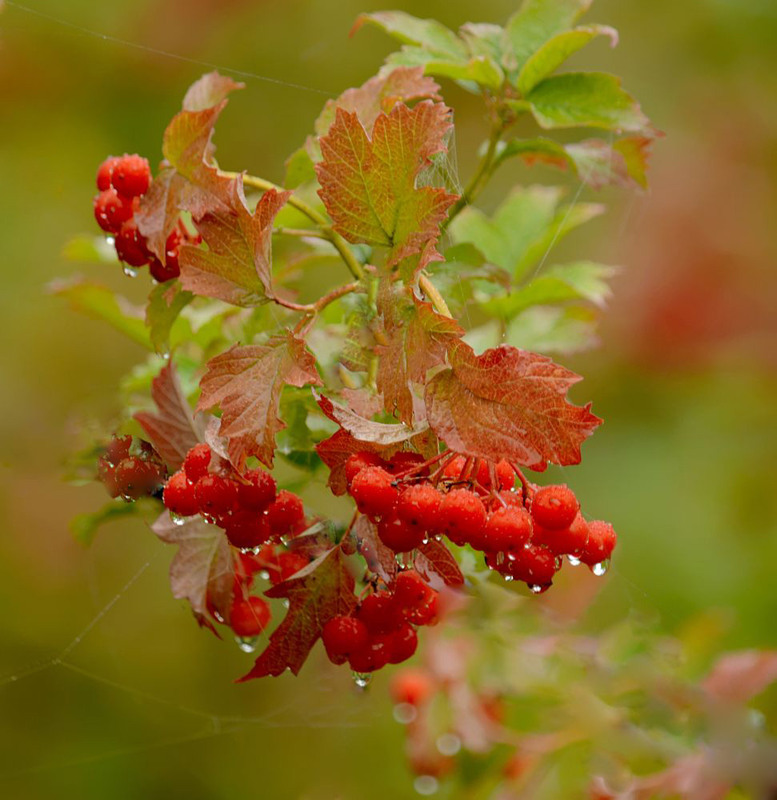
[507, 544, 559, 587]
[390, 668, 435, 706]
[163, 472, 199, 517]
[93, 188, 134, 233]
[405, 592, 439, 626]
[348, 637, 391, 674]
[97, 459, 120, 498]
[115, 221, 151, 267]
[489, 489, 524, 512]
[195, 474, 238, 516]
[441, 455, 467, 482]
[322, 615, 369, 664]
[237, 468, 277, 512]
[534, 512, 589, 557]
[350, 466, 398, 519]
[266, 489, 305, 536]
[387, 622, 418, 664]
[378, 514, 425, 553]
[438, 488, 487, 546]
[224, 510, 271, 550]
[230, 596, 271, 637]
[396, 484, 442, 529]
[580, 520, 617, 566]
[104, 434, 132, 465]
[96, 156, 121, 191]
[115, 457, 163, 499]
[531, 485, 579, 530]
[110, 154, 151, 198]
[495, 460, 516, 490]
[149, 256, 180, 283]
[394, 570, 435, 611]
[386, 451, 427, 475]
[344, 451, 385, 487]
[270, 551, 310, 584]
[183, 443, 211, 483]
[481, 506, 533, 554]
[357, 592, 402, 634]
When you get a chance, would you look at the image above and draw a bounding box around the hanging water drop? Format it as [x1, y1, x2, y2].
[503, 574, 514, 582]
[282, 598, 290, 609]
[122, 265, 138, 278]
[529, 583, 549, 594]
[235, 635, 258, 653]
[352, 671, 372, 689]
[170, 512, 186, 526]
[566, 554, 581, 566]
[393, 702, 417, 724]
[258, 570, 270, 581]
[592, 559, 610, 577]
[414, 775, 439, 796]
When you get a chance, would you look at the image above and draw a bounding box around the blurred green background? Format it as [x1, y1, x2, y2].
[1, 0, 776, 797]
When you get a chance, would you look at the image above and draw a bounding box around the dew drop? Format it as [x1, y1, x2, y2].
[258, 570, 270, 581]
[393, 702, 417, 724]
[529, 583, 549, 595]
[436, 733, 461, 756]
[352, 671, 372, 689]
[235, 635, 258, 653]
[503, 575, 514, 582]
[421, 536, 430, 545]
[566, 555, 581, 566]
[414, 775, 439, 796]
[122, 265, 138, 278]
[282, 598, 290, 609]
[592, 560, 610, 577]
[212, 610, 225, 624]
[106, 236, 115, 246]
[170, 512, 186, 526]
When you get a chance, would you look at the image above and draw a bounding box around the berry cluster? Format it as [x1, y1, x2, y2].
[93, 154, 197, 282]
[322, 570, 439, 674]
[163, 443, 308, 550]
[98, 434, 166, 501]
[345, 451, 617, 593]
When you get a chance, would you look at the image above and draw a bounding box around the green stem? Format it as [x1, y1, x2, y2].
[418, 273, 452, 318]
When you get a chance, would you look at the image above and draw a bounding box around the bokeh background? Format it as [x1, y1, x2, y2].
[1, 0, 776, 797]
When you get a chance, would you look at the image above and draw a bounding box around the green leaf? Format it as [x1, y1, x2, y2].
[352, 11, 467, 60]
[507, 305, 599, 354]
[614, 136, 654, 189]
[70, 500, 146, 547]
[516, 24, 618, 94]
[284, 145, 317, 189]
[526, 72, 651, 133]
[49, 278, 151, 350]
[422, 56, 504, 90]
[145, 281, 194, 354]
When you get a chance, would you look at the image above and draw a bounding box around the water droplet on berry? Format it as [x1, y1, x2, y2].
[393, 702, 417, 724]
[421, 536, 430, 545]
[170, 512, 186, 526]
[414, 775, 439, 795]
[592, 560, 610, 577]
[235, 635, 258, 653]
[566, 555, 581, 566]
[352, 671, 372, 689]
[436, 733, 461, 756]
[258, 570, 270, 581]
[122, 265, 138, 278]
[529, 583, 549, 594]
[106, 236, 115, 246]
[503, 575, 514, 582]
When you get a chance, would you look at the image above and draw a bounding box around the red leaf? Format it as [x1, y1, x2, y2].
[180, 179, 290, 306]
[152, 512, 233, 633]
[182, 71, 244, 112]
[134, 362, 208, 471]
[703, 650, 777, 705]
[425, 341, 601, 468]
[315, 429, 401, 496]
[352, 516, 397, 585]
[197, 331, 321, 470]
[238, 546, 357, 680]
[316, 102, 457, 265]
[414, 538, 464, 589]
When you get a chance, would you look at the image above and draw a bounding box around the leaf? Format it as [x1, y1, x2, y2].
[145, 281, 194, 354]
[49, 277, 151, 350]
[70, 500, 143, 547]
[152, 511, 234, 633]
[526, 72, 652, 134]
[134, 362, 208, 471]
[414, 539, 464, 588]
[179, 179, 290, 306]
[352, 515, 397, 586]
[614, 135, 654, 189]
[239, 546, 357, 680]
[506, 306, 600, 354]
[425, 340, 601, 468]
[516, 25, 617, 94]
[352, 11, 468, 61]
[316, 102, 457, 265]
[703, 650, 777, 705]
[182, 71, 244, 112]
[197, 331, 321, 469]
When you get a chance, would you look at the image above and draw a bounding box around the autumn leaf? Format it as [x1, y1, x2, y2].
[316, 102, 457, 265]
[152, 512, 234, 634]
[239, 546, 357, 680]
[134, 362, 208, 471]
[414, 538, 464, 588]
[352, 515, 397, 586]
[315, 429, 401, 497]
[702, 650, 777, 705]
[179, 178, 290, 306]
[425, 340, 601, 468]
[198, 331, 321, 469]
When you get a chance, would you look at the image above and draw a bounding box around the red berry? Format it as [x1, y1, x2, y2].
[350, 467, 398, 519]
[230, 596, 271, 637]
[495, 460, 515, 490]
[396, 484, 442, 529]
[344, 451, 386, 487]
[533, 512, 589, 556]
[580, 520, 617, 566]
[96, 156, 120, 191]
[508, 545, 558, 587]
[110, 154, 150, 198]
[394, 570, 435, 611]
[270, 551, 310, 584]
[115, 221, 151, 266]
[357, 592, 401, 635]
[93, 189, 134, 234]
[348, 637, 391, 673]
[266, 490, 305, 536]
[224, 510, 271, 550]
[441, 455, 467, 481]
[115, 457, 161, 499]
[405, 592, 439, 626]
[386, 452, 427, 476]
[390, 668, 435, 706]
[149, 256, 180, 283]
[237, 469, 277, 512]
[322, 616, 369, 662]
[481, 507, 533, 554]
[195, 474, 238, 516]
[531, 485, 579, 530]
[438, 488, 487, 546]
[97, 459, 120, 498]
[387, 622, 418, 664]
[488, 489, 524, 512]
[104, 434, 132, 465]
[183, 443, 211, 483]
[377, 514, 425, 553]
[163, 471, 199, 516]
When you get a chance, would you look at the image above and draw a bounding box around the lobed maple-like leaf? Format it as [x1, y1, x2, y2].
[198, 331, 321, 470]
[239, 546, 357, 680]
[316, 102, 457, 265]
[425, 340, 601, 468]
[152, 512, 233, 634]
[134, 362, 208, 471]
[414, 538, 464, 589]
[179, 178, 290, 306]
[352, 515, 397, 586]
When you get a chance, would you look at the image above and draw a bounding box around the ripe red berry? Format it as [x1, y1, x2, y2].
[183, 443, 211, 483]
[93, 189, 134, 234]
[110, 154, 151, 198]
[115, 457, 161, 499]
[580, 520, 617, 566]
[348, 637, 391, 673]
[104, 434, 132, 465]
[149, 256, 180, 283]
[441, 455, 467, 482]
[350, 467, 398, 519]
[266, 490, 305, 536]
[357, 592, 402, 635]
[230, 596, 271, 637]
[270, 551, 310, 584]
[97, 459, 120, 498]
[322, 616, 369, 663]
[344, 451, 385, 487]
[481, 507, 533, 554]
[396, 484, 442, 529]
[405, 592, 439, 626]
[237, 469, 277, 512]
[531, 485, 579, 530]
[96, 156, 121, 191]
[508, 545, 559, 587]
[495, 460, 515, 490]
[533, 512, 589, 556]
[390, 668, 435, 706]
[377, 514, 425, 553]
[387, 622, 418, 664]
[163, 471, 199, 516]
[386, 451, 427, 475]
[115, 221, 151, 267]
[394, 570, 435, 611]
[224, 510, 271, 550]
[195, 474, 238, 516]
[438, 488, 486, 546]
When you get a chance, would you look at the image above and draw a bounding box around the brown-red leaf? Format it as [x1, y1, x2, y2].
[352, 515, 398, 586]
[415, 538, 465, 589]
[238, 546, 357, 680]
[425, 341, 601, 468]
